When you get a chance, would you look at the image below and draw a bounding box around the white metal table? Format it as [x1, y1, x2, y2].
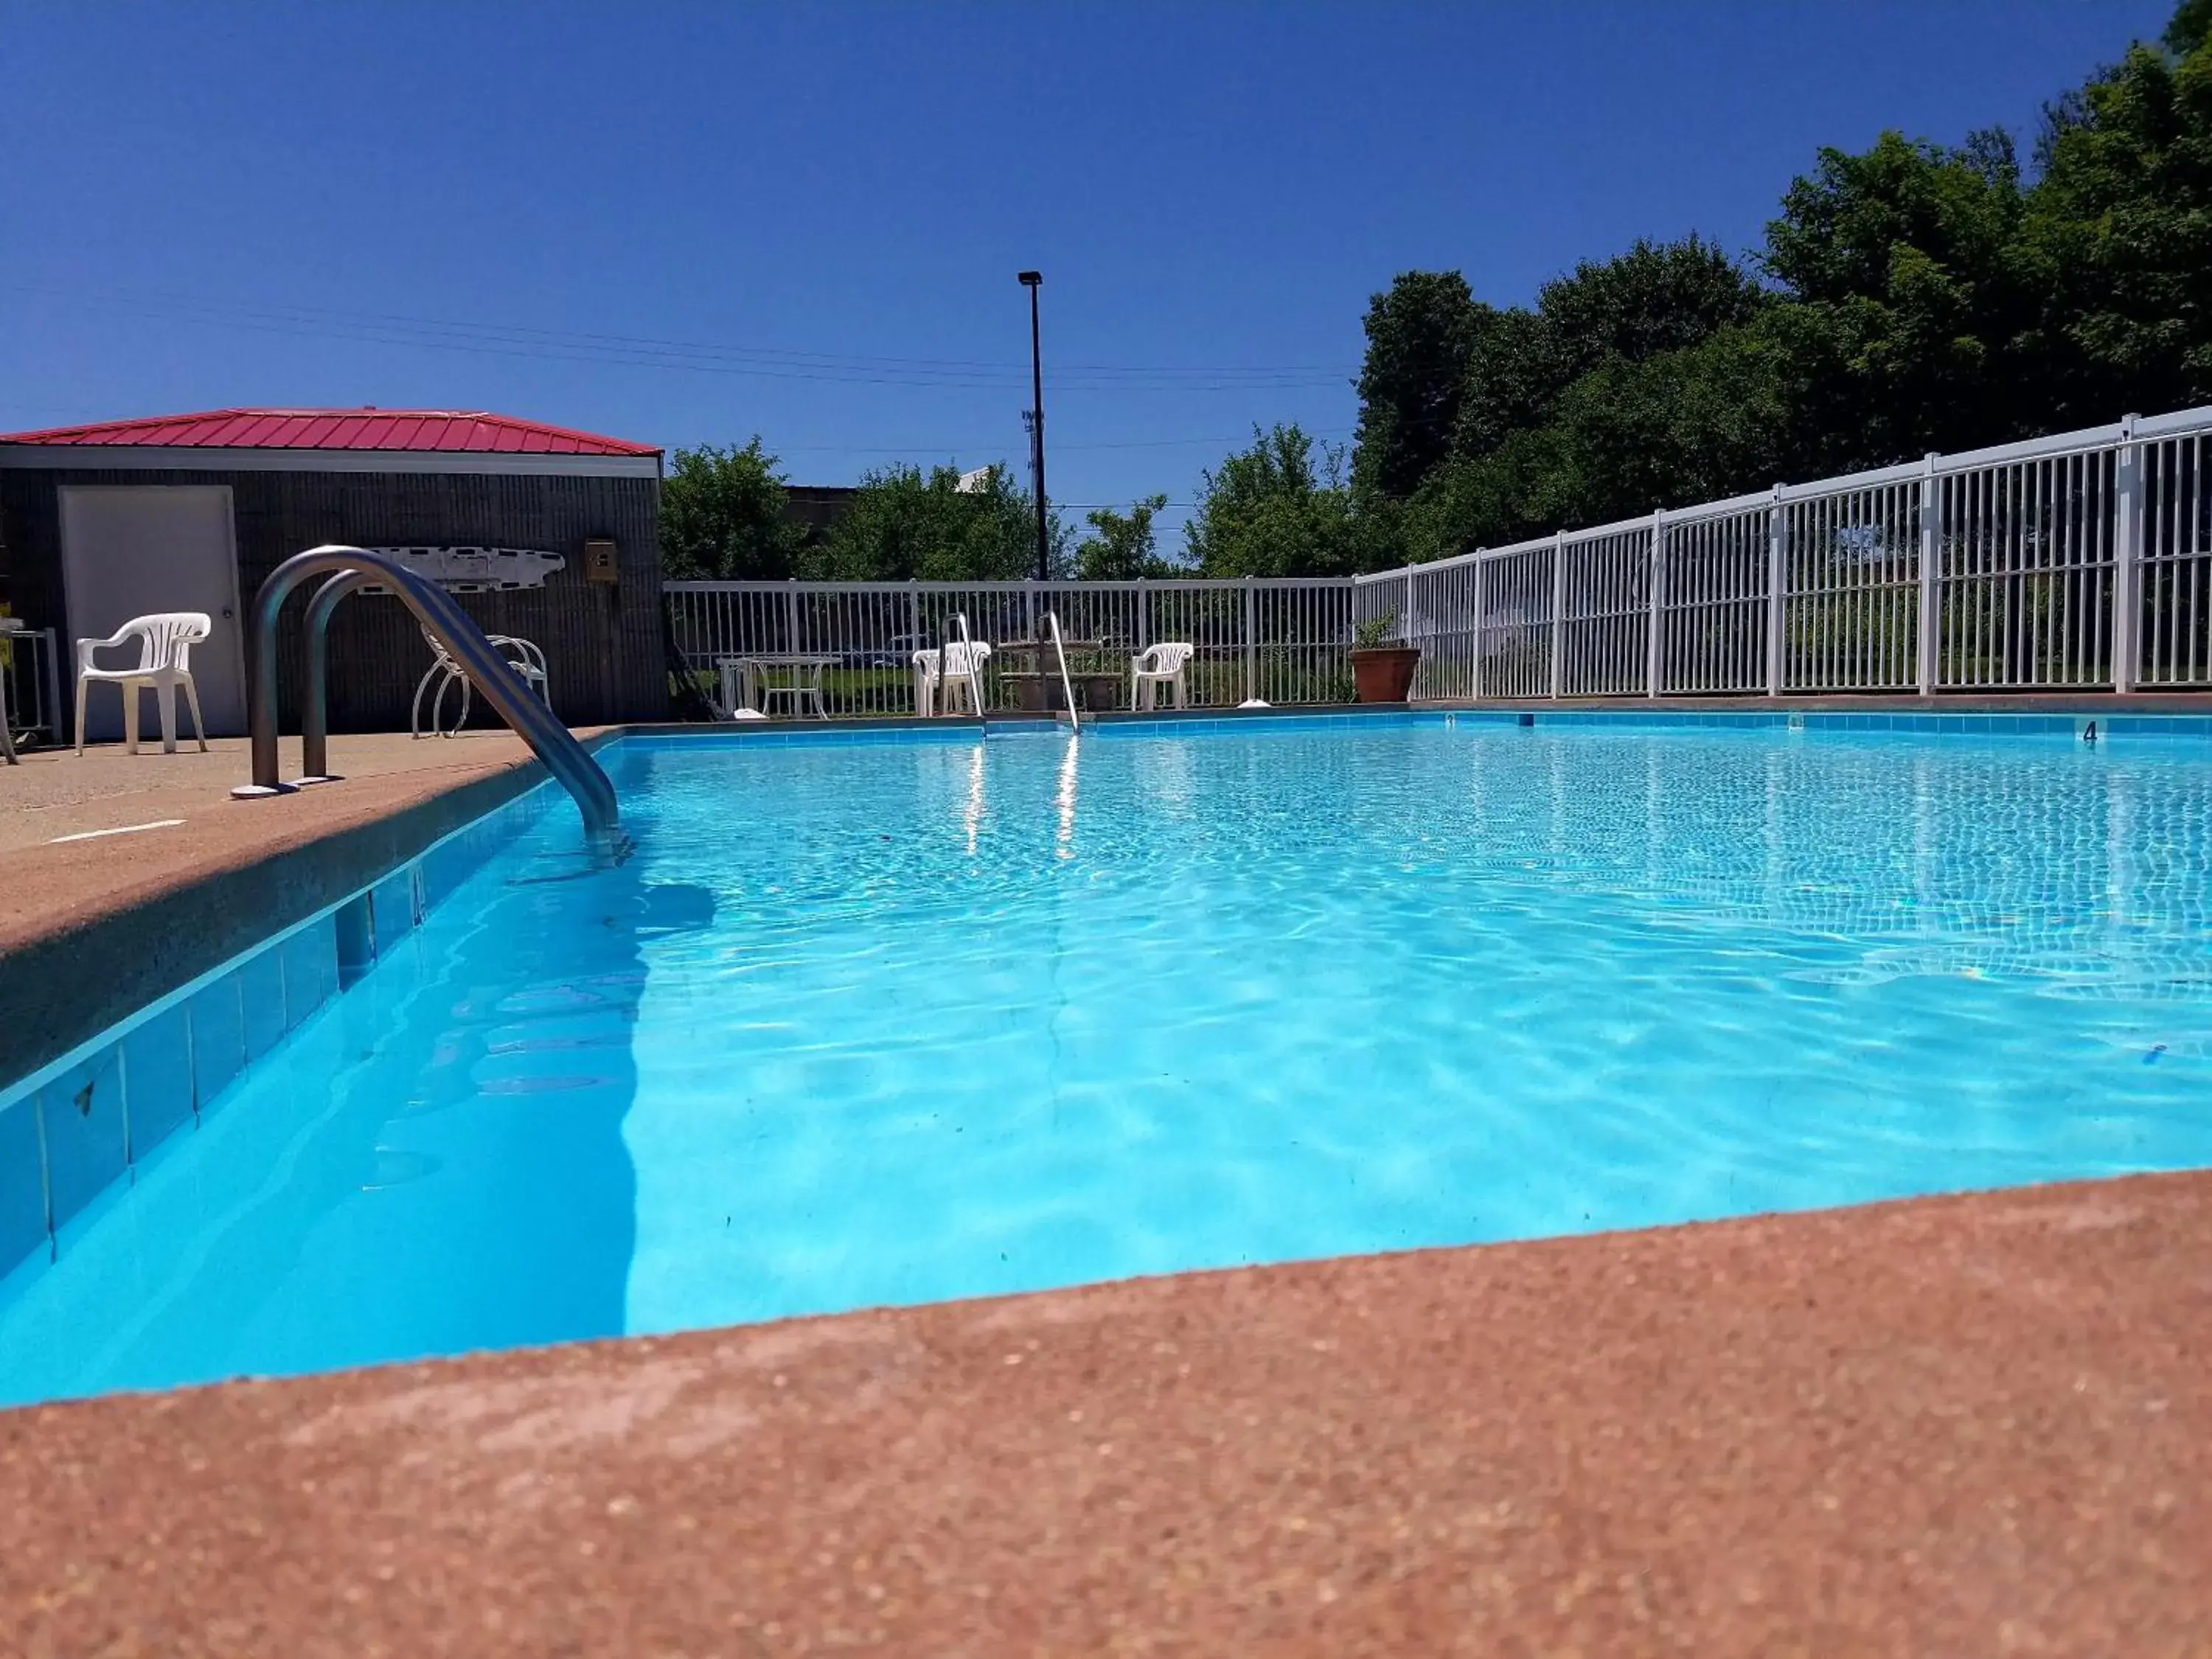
[714, 653, 841, 720]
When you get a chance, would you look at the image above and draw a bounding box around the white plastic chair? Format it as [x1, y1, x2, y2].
[75, 612, 211, 755]
[911, 641, 990, 715]
[411, 624, 550, 737]
[1131, 641, 1194, 711]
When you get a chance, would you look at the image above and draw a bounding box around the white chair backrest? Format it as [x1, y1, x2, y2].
[420, 622, 461, 670]
[1138, 641, 1193, 674]
[917, 641, 992, 678]
[422, 622, 545, 675]
[119, 613, 212, 672]
[493, 633, 547, 676]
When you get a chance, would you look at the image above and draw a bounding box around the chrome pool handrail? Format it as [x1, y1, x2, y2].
[237, 545, 625, 850]
[299, 567, 375, 782]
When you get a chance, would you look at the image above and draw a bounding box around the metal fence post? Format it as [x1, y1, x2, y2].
[1765, 485, 1787, 696]
[1135, 577, 1150, 650]
[1644, 512, 1665, 698]
[1916, 453, 1941, 695]
[1549, 530, 1568, 700]
[1242, 574, 1257, 704]
[785, 580, 800, 655]
[1471, 554, 1487, 700]
[905, 581, 920, 712]
[2112, 413, 2142, 694]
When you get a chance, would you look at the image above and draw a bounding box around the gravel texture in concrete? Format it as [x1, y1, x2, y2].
[0, 731, 571, 1085]
[4, 1172, 2206, 1657]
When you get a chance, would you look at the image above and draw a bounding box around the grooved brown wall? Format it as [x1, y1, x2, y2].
[0, 465, 667, 730]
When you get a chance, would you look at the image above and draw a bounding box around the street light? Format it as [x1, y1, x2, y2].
[1018, 270, 1047, 582]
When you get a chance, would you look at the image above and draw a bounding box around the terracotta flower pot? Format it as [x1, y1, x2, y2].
[1350, 645, 1420, 703]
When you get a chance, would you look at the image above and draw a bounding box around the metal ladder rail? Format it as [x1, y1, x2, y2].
[299, 566, 373, 782]
[236, 545, 625, 850]
[298, 564, 511, 775]
[1043, 611, 1079, 732]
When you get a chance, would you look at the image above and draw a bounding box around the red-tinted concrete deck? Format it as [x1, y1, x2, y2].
[5, 1171, 2208, 1656]
[0, 731, 594, 1087]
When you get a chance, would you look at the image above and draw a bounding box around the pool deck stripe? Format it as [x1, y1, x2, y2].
[3, 1168, 2205, 1654]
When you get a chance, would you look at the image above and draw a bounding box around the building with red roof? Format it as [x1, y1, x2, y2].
[0, 409, 667, 740]
[0, 408, 662, 462]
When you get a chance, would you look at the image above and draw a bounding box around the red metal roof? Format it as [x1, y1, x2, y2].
[0, 408, 660, 456]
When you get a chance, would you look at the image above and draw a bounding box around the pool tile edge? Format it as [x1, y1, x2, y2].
[0, 774, 563, 1282]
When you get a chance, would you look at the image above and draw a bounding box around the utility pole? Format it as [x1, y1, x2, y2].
[1018, 271, 1047, 581]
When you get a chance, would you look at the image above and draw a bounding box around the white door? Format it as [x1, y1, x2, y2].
[61, 486, 248, 740]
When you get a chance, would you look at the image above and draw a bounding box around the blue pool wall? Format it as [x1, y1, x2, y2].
[4, 703, 2208, 1287]
[0, 782, 560, 1281]
[1079, 707, 2188, 740]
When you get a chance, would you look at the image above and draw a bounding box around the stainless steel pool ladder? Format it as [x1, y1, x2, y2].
[1043, 611, 1078, 732]
[234, 545, 626, 852]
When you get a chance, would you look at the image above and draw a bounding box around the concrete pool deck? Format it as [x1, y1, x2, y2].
[0, 729, 616, 1088]
[0, 729, 555, 852]
[4, 1169, 2207, 1655]
[4, 702, 2212, 1651]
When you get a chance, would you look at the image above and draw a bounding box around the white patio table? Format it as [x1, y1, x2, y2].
[714, 653, 841, 720]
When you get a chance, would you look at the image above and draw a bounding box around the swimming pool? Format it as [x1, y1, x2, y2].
[4, 714, 2211, 1405]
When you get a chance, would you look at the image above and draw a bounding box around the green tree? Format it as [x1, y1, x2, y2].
[815, 462, 1065, 580]
[1400, 143, 2031, 563]
[1253, 2, 2212, 571]
[2169, 0, 2212, 52]
[1075, 493, 1172, 580]
[1397, 238, 1784, 556]
[1538, 234, 1768, 381]
[2020, 21, 2212, 424]
[658, 438, 808, 580]
[1450, 302, 1558, 464]
[1763, 128, 2029, 465]
[1450, 237, 1767, 473]
[1352, 271, 1481, 498]
[1187, 425, 1364, 577]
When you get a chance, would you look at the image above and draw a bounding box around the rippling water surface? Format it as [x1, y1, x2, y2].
[6, 722, 2212, 1403]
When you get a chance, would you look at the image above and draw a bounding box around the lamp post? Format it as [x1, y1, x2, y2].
[1018, 270, 1047, 582]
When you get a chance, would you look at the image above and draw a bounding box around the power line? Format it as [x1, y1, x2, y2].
[77, 282, 1358, 376]
[5, 283, 1358, 393]
[765, 427, 1356, 455]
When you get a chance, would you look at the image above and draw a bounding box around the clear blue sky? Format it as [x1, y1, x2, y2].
[0, 1, 2174, 548]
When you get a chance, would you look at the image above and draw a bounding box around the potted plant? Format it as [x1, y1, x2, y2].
[1349, 611, 1420, 703]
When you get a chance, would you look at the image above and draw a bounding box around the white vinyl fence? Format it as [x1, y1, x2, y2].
[666, 406, 2212, 714]
[664, 578, 1354, 715]
[1352, 405, 2212, 700]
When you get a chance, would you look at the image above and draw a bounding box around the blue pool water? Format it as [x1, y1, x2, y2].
[5, 720, 2212, 1404]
